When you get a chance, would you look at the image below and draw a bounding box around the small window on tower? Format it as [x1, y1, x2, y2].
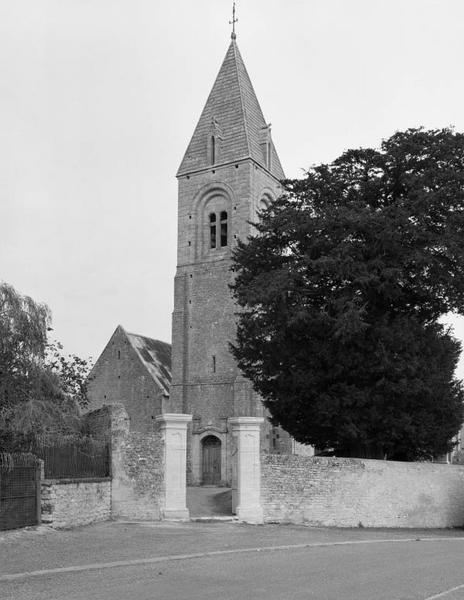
[220, 211, 228, 247]
[211, 136, 216, 165]
[117, 350, 121, 360]
[209, 213, 217, 249]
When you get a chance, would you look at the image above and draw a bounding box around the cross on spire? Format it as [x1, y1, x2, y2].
[230, 1, 238, 39]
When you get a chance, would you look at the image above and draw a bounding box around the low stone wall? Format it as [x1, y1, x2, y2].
[261, 455, 464, 528]
[41, 478, 111, 528]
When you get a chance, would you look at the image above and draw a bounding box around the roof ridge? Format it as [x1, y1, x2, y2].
[231, 40, 251, 158]
[126, 330, 170, 345]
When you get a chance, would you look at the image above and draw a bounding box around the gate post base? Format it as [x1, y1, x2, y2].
[162, 508, 190, 520]
[236, 505, 264, 524]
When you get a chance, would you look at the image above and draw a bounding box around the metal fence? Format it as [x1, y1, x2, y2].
[0, 457, 41, 531]
[36, 438, 110, 479]
[0, 438, 110, 531]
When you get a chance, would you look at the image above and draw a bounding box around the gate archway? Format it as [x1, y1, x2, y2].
[201, 435, 221, 485]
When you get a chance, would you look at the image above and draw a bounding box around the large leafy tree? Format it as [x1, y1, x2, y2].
[231, 128, 464, 460]
[0, 282, 93, 451]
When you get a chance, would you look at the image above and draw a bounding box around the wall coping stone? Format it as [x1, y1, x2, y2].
[262, 454, 464, 470]
[43, 477, 111, 485]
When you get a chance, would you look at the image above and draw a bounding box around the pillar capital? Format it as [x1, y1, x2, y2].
[155, 413, 192, 429]
[229, 417, 264, 432]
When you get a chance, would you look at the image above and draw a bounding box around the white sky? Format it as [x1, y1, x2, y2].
[1, 0, 464, 376]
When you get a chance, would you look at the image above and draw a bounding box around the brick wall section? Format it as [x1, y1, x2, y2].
[108, 404, 165, 520]
[261, 454, 464, 528]
[41, 479, 111, 529]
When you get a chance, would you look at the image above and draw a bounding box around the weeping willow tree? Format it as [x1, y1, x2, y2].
[0, 281, 50, 409]
[0, 282, 92, 453]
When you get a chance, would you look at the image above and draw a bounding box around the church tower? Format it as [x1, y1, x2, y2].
[170, 33, 287, 485]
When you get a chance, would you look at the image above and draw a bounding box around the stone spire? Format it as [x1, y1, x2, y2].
[177, 39, 285, 180]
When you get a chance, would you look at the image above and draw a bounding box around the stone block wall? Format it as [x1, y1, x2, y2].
[84, 405, 111, 438]
[170, 160, 286, 486]
[261, 454, 464, 528]
[86, 326, 166, 433]
[108, 404, 165, 520]
[41, 479, 111, 528]
[38, 404, 167, 527]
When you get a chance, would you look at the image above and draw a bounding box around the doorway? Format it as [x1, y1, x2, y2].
[201, 435, 221, 485]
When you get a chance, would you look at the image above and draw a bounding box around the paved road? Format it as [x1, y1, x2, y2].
[1, 522, 463, 599]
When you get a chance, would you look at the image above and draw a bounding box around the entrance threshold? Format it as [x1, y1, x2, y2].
[190, 515, 239, 523]
[187, 486, 233, 518]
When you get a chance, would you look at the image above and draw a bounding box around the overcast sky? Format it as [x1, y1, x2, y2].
[2, 0, 464, 376]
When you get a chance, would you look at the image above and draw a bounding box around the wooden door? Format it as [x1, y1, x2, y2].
[202, 436, 221, 485]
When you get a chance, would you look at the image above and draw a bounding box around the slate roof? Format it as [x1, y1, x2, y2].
[126, 331, 171, 396]
[177, 38, 285, 180]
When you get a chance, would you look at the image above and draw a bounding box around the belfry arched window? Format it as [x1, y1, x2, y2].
[208, 211, 228, 249]
[220, 211, 228, 247]
[209, 213, 217, 249]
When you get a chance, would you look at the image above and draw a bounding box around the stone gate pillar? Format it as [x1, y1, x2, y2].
[230, 417, 264, 524]
[156, 413, 192, 520]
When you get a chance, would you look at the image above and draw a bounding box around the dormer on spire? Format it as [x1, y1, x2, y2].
[259, 124, 273, 171]
[208, 117, 223, 165]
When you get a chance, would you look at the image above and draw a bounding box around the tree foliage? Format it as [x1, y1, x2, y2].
[45, 341, 92, 410]
[0, 282, 93, 452]
[0, 282, 51, 408]
[231, 128, 464, 460]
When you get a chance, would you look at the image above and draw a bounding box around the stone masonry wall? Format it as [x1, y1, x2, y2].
[261, 454, 464, 528]
[86, 326, 164, 434]
[171, 160, 286, 485]
[39, 405, 166, 527]
[109, 404, 165, 520]
[41, 479, 111, 529]
[84, 405, 165, 520]
[84, 405, 110, 438]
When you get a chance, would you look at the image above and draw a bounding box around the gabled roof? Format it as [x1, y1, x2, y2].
[126, 330, 171, 396]
[177, 38, 285, 180]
